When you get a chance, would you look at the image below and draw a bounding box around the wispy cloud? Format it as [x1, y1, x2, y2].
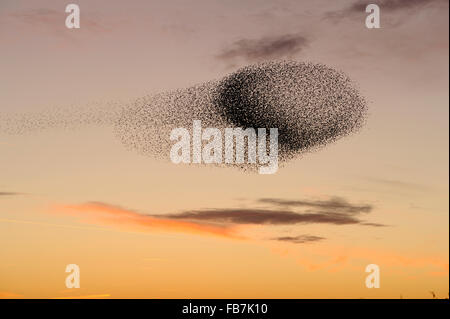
[346, 0, 446, 12]
[258, 197, 372, 214]
[7, 8, 110, 39]
[0, 291, 24, 299]
[161, 196, 381, 227]
[56, 202, 241, 239]
[360, 222, 387, 227]
[0, 191, 23, 197]
[270, 241, 449, 274]
[0, 218, 118, 233]
[161, 208, 376, 226]
[365, 178, 429, 192]
[272, 235, 325, 244]
[52, 294, 111, 299]
[54, 196, 383, 243]
[217, 33, 309, 64]
[325, 0, 448, 24]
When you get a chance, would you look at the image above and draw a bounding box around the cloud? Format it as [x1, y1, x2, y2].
[365, 178, 429, 192]
[360, 222, 387, 227]
[54, 196, 384, 242]
[0, 217, 121, 232]
[8, 8, 110, 37]
[325, 0, 447, 24]
[217, 33, 309, 63]
[157, 196, 383, 227]
[347, 0, 446, 12]
[0, 291, 23, 299]
[272, 235, 325, 244]
[269, 241, 449, 274]
[56, 202, 241, 239]
[160, 208, 375, 226]
[0, 192, 22, 197]
[52, 294, 110, 299]
[9, 8, 63, 25]
[258, 197, 372, 214]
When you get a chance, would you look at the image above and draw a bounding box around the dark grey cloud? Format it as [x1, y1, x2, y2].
[71, 196, 384, 243]
[361, 222, 387, 227]
[0, 192, 22, 196]
[157, 208, 367, 225]
[153, 196, 384, 227]
[217, 33, 309, 63]
[272, 235, 325, 244]
[258, 197, 372, 214]
[347, 0, 446, 12]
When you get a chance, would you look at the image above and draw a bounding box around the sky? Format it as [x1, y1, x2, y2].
[0, 0, 448, 299]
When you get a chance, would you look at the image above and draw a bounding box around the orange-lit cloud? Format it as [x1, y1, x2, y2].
[52, 294, 111, 299]
[52, 201, 448, 279]
[54, 202, 242, 239]
[269, 242, 449, 275]
[0, 291, 23, 299]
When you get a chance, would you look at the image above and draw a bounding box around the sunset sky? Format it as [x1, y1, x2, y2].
[0, 0, 448, 299]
